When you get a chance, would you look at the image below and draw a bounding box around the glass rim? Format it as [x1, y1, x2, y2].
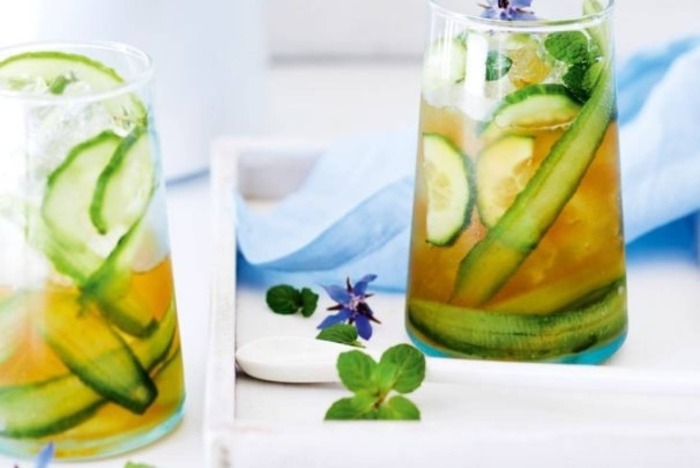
[428, 0, 614, 32]
[0, 40, 154, 104]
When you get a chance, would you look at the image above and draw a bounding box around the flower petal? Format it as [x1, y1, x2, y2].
[353, 274, 377, 296]
[317, 309, 352, 329]
[35, 442, 55, 468]
[355, 315, 373, 340]
[322, 284, 351, 304]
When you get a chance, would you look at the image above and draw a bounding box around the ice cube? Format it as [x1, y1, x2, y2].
[26, 99, 118, 179]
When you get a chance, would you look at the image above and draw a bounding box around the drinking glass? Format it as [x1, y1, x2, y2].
[406, 0, 627, 362]
[0, 42, 185, 459]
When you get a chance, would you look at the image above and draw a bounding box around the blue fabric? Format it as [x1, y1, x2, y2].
[236, 37, 700, 290]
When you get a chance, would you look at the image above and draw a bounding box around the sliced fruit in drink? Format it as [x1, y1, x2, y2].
[36, 291, 156, 414]
[409, 280, 626, 360]
[0, 299, 177, 438]
[476, 135, 535, 227]
[42, 131, 122, 262]
[90, 126, 156, 235]
[422, 134, 474, 246]
[422, 36, 467, 91]
[452, 64, 614, 306]
[0, 51, 146, 122]
[84, 220, 157, 337]
[481, 84, 581, 141]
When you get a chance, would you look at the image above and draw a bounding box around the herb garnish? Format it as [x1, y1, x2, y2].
[316, 324, 364, 348]
[266, 284, 319, 317]
[544, 31, 602, 101]
[317, 274, 380, 341]
[325, 344, 425, 420]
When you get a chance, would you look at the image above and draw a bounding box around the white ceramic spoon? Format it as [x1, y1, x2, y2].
[236, 336, 700, 397]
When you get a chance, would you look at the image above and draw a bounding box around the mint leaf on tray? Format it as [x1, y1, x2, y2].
[265, 284, 319, 317]
[325, 344, 425, 421]
[316, 323, 364, 348]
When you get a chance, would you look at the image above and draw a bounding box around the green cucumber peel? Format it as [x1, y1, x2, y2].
[452, 61, 615, 306]
[90, 126, 156, 235]
[410, 280, 626, 360]
[0, 301, 177, 438]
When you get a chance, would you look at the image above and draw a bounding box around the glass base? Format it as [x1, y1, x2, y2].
[0, 402, 184, 462]
[408, 328, 627, 364]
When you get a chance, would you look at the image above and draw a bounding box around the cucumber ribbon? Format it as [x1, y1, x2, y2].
[451, 60, 615, 306]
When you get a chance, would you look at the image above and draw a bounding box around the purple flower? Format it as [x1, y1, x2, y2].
[480, 0, 537, 20]
[317, 274, 381, 340]
[35, 442, 54, 468]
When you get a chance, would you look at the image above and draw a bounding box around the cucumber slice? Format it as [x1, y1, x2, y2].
[476, 135, 535, 227]
[0, 300, 177, 438]
[0, 294, 26, 363]
[90, 126, 156, 235]
[408, 280, 626, 360]
[84, 220, 157, 337]
[37, 291, 156, 414]
[0, 51, 145, 122]
[422, 134, 473, 246]
[41, 131, 122, 262]
[481, 84, 582, 141]
[452, 64, 614, 306]
[422, 36, 467, 91]
[41, 128, 157, 337]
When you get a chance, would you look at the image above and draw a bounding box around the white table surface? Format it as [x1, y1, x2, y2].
[3, 51, 699, 465]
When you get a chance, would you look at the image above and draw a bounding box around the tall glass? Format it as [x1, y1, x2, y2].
[0, 42, 185, 459]
[406, 0, 627, 362]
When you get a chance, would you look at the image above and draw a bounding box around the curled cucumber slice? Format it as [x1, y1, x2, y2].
[422, 134, 474, 246]
[0, 300, 177, 437]
[41, 131, 122, 263]
[422, 36, 467, 92]
[90, 127, 156, 235]
[36, 291, 156, 414]
[481, 84, 582, 141]
[0, 51, 146, 123]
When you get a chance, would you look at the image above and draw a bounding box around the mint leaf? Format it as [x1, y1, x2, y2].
[373, 360, 399, 394]
[265, 284, 302, 315]
[544, 31, 590, 65]
[337, 350, 377, 392]
[316, 324, 363, 348]
[300, 287, 319, 317]
[562, 63, 590, 102]
[485, 51, 512, 81]
[377, 344, 426, 394]
[325, 392, 376, 420]
[377, 395, 421, 420]
[48, 73, 75, 95]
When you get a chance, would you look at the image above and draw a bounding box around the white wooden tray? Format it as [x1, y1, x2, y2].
[205, 137, 700, 468]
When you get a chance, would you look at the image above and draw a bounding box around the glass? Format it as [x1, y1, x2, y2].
[0, 42, 185, 459]
[406, 0, 627, 363]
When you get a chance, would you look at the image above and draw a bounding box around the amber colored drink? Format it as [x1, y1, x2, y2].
[0, 43, 185, 459]
[406, 0, 627, 362]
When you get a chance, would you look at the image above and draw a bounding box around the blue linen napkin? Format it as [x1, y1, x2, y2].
[236, 37, 700, 290]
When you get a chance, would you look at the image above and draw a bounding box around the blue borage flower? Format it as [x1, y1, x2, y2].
[480, 0, 536, 20]
[317, 274, 381, 340]
[33, 442, 54, 468]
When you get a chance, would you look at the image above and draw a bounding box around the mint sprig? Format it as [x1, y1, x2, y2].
[325, 344, 425, 421]
[266, 284, 319, 317]
[544, 31, 602, 102]
[316, 324, 364, 348]
[485, 51, 513, 81]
